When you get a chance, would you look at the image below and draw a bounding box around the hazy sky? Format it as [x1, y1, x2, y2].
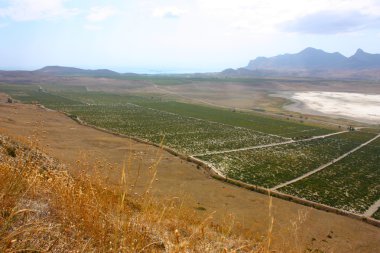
[1, 0, 380, 73]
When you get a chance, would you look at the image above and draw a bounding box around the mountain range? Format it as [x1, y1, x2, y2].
[1, 48, 380, 80]
[223, 48, 380, 80]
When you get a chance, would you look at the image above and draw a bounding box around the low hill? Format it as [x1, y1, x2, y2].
[35, 66, 121, 77]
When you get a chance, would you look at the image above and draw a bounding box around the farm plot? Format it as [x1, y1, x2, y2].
[197, 131, 376, 188]
[62, 104, 286, 154]
[5, 85, 334, 139]
[44, 89, 334, 139]
[280, 136, 380, 214]
[131, 100, 334, 139]
[373, 208, 380, 220]
[0, 84, 82, 107]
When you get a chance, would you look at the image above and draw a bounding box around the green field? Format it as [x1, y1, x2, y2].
[0, 84, 82, 107]
[129, 101, 333, 138]
[0, 84, 333, 139]
[280, 137, 380, 214]
[60, 104, 287, 154]
[48, 90, 334, 139]
[197, 132, 375, 188]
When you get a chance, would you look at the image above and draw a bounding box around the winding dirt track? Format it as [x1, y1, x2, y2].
[0, 95, 379, 252]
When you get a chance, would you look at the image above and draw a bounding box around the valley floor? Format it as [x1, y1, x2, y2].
[0, 94, 379, 252]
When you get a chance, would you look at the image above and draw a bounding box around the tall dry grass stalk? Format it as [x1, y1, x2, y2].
[0, 133, 271, 252]
[265, 192, 274, 252]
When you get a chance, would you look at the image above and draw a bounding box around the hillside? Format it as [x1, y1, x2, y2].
[0, 133, 263, 252]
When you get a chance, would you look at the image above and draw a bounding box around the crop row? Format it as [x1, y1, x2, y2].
[280, 136, 380, 214]
[197, 132, 376, 188]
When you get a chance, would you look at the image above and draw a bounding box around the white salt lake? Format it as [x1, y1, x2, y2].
[281, 91, 380, 124]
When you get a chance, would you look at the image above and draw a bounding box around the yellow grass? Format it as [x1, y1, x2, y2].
[0, 134, 277, 252]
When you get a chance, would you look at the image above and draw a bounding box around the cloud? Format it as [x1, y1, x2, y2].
[83, 24, 103, 31]
[280, 10, 380, 34]
[86, 6, 116, 22]
[196, 0, 380, 34]
[0, 0, 78, 21]
[153, 7, 184, 19]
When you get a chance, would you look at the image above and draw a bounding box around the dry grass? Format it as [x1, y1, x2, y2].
[0, 134, 276, 252]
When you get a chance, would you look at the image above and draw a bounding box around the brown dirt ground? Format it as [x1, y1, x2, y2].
[0, 93, 379, 252]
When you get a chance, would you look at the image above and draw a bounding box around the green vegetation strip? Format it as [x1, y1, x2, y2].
[197, 132, 376, 188]
[280, 137, 380, 214]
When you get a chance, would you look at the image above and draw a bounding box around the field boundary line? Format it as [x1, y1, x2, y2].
[194, 130, 349, 156]
[271, 133, 380, 191]
[364, 199, 380, 217]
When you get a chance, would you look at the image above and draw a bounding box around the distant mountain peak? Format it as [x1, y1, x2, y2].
[300, 47, 323, 54]
[354, 48, 366, 55]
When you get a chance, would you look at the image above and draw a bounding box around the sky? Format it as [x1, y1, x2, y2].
[0, 0, 380, 73]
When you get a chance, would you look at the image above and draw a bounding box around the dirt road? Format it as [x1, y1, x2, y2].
[272, 134, 380, 191]
[194, 130, 348, 157]
[0, 94, 379, 252]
